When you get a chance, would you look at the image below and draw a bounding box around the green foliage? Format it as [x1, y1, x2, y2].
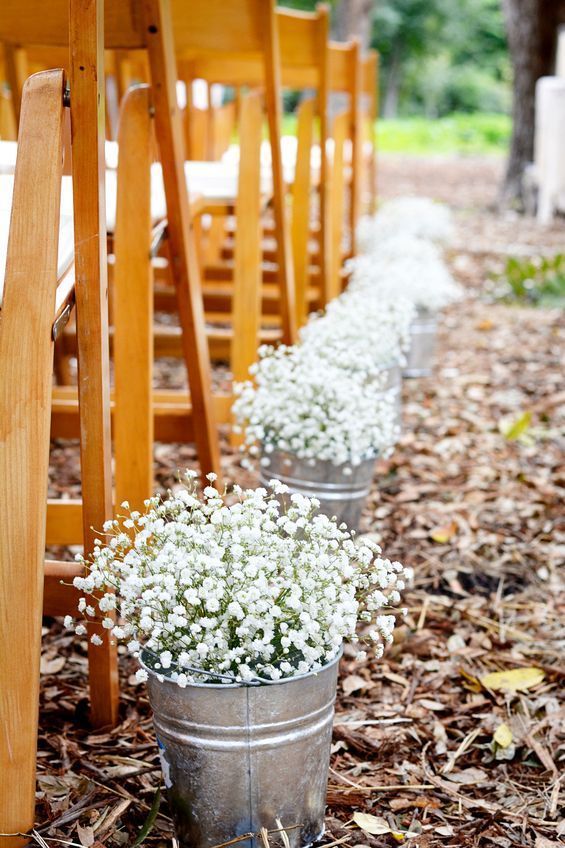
[491, 254, 565, 307]
[372, 0, 509, 118]
[277, 0, 510, 119]
[280, 111, 509, 153]
[278, 0, 332, 8]
[377, 112, 510, 154]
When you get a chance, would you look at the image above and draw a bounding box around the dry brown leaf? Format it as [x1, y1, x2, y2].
[446, 767, 488, 785]
[76, 822, 95, 847]
[418, 699, 447, 711]
[352, 813, 391, 835]
[341, 675, 372, 696]
[40, 654, 66, 675]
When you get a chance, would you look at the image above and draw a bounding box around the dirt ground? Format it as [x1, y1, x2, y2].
[36, 155, 564, 848]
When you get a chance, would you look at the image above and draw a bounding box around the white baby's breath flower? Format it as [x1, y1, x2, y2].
[357, 196, 454, 249]
[72, 478, 409, 687]
[233, 341, 402, 468]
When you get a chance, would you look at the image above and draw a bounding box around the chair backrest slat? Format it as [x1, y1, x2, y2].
[0, 67, 65, 843]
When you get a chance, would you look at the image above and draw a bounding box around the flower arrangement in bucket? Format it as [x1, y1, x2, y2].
[68, 473, 409, 848]
[350, 228, 463, 378]
[233, 339, 402, 529]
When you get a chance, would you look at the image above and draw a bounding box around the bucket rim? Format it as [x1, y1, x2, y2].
[139, 646, 343, 691]
[262, 448, 379, 471]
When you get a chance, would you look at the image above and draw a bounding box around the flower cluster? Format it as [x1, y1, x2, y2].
[352, 202, 463, 312]
[68, 474, 410, 686]
[233, 342, 401, 468]
[357, 196, 454, 250]
[233, 266, 415, 469]
[348, 237, 462, 313]
[300, 290, 415, 375]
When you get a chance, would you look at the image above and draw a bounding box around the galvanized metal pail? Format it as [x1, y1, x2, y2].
[144, 654, 341, 848]
[260, 450, 375, 529]
[403, 308, 437, 378]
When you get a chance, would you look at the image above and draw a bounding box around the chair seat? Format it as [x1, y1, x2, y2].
[0, 138, 120, 175]
[0, 175, 75, 305]
[1, 159, 264, 298]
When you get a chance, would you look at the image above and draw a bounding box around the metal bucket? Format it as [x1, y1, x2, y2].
[260, 451, 375, 529]
[145, 654, 341, 848]
[403, 308, 437, 378]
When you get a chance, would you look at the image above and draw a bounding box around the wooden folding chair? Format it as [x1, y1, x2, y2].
[0, 62, 117, 845]
[151, 4, 330, 333]
[0, 0, 224, 483]
[172, 0, 296, 345]
[0, 0, 126, 735]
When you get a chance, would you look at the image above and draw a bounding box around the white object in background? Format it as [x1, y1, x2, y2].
[556, 26, 565, 77]
[1, 138, 120, 173]
[534, 76, 565, 224]
[185, 79, 224, 111]
[0, 175, 75, 304]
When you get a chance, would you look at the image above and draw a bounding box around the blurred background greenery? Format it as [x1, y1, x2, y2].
[281, 0, 511, 155]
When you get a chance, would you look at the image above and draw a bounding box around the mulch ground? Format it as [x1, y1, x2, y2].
[36, 155, 564, 848]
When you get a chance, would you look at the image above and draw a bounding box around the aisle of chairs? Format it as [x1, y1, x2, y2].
[0, 1, 378, 841]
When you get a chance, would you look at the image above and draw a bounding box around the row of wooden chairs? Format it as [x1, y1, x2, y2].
[0, 1, 379, 842]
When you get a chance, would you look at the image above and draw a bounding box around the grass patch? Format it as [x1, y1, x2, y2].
[281, 111, 510, 155]
[377, 113, 511, 155]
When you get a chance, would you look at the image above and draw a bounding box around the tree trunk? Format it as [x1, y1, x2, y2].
[333, 0, 373, 50]
[501, 0, 565, 206]
[382, 43, 402, 119]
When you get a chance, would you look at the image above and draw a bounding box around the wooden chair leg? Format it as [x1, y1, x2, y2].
[143, 0, 223, 484]
[204, 215, 227, 266]
[329, 111, 348, 301]
[113, 84, 154, 512]
[260, 0, 297, 345]
[348, 39, 362, 257]
[0, 69, 65, 848]
[230, 91, 263, 447]
[70, 0, 118, 728]
[291, 97, 314, 329]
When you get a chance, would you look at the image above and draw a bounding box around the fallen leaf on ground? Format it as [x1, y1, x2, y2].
[481, 667, 545, 693]
[76, 823, 95, 847]
[499, 410, 532, 441]
[353, 813, 391, 835]
[435, 826, 455, 836]
[40, 654, 66, 674]
[342, 675, 371, 696]
[418, 699, 447, 711]
[493, 722, 513, 748]
[429, 521, 458, 543]
[353, 812, 418, 841]
[446, 767, 488, 784]
[476, 318, 494, 331]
